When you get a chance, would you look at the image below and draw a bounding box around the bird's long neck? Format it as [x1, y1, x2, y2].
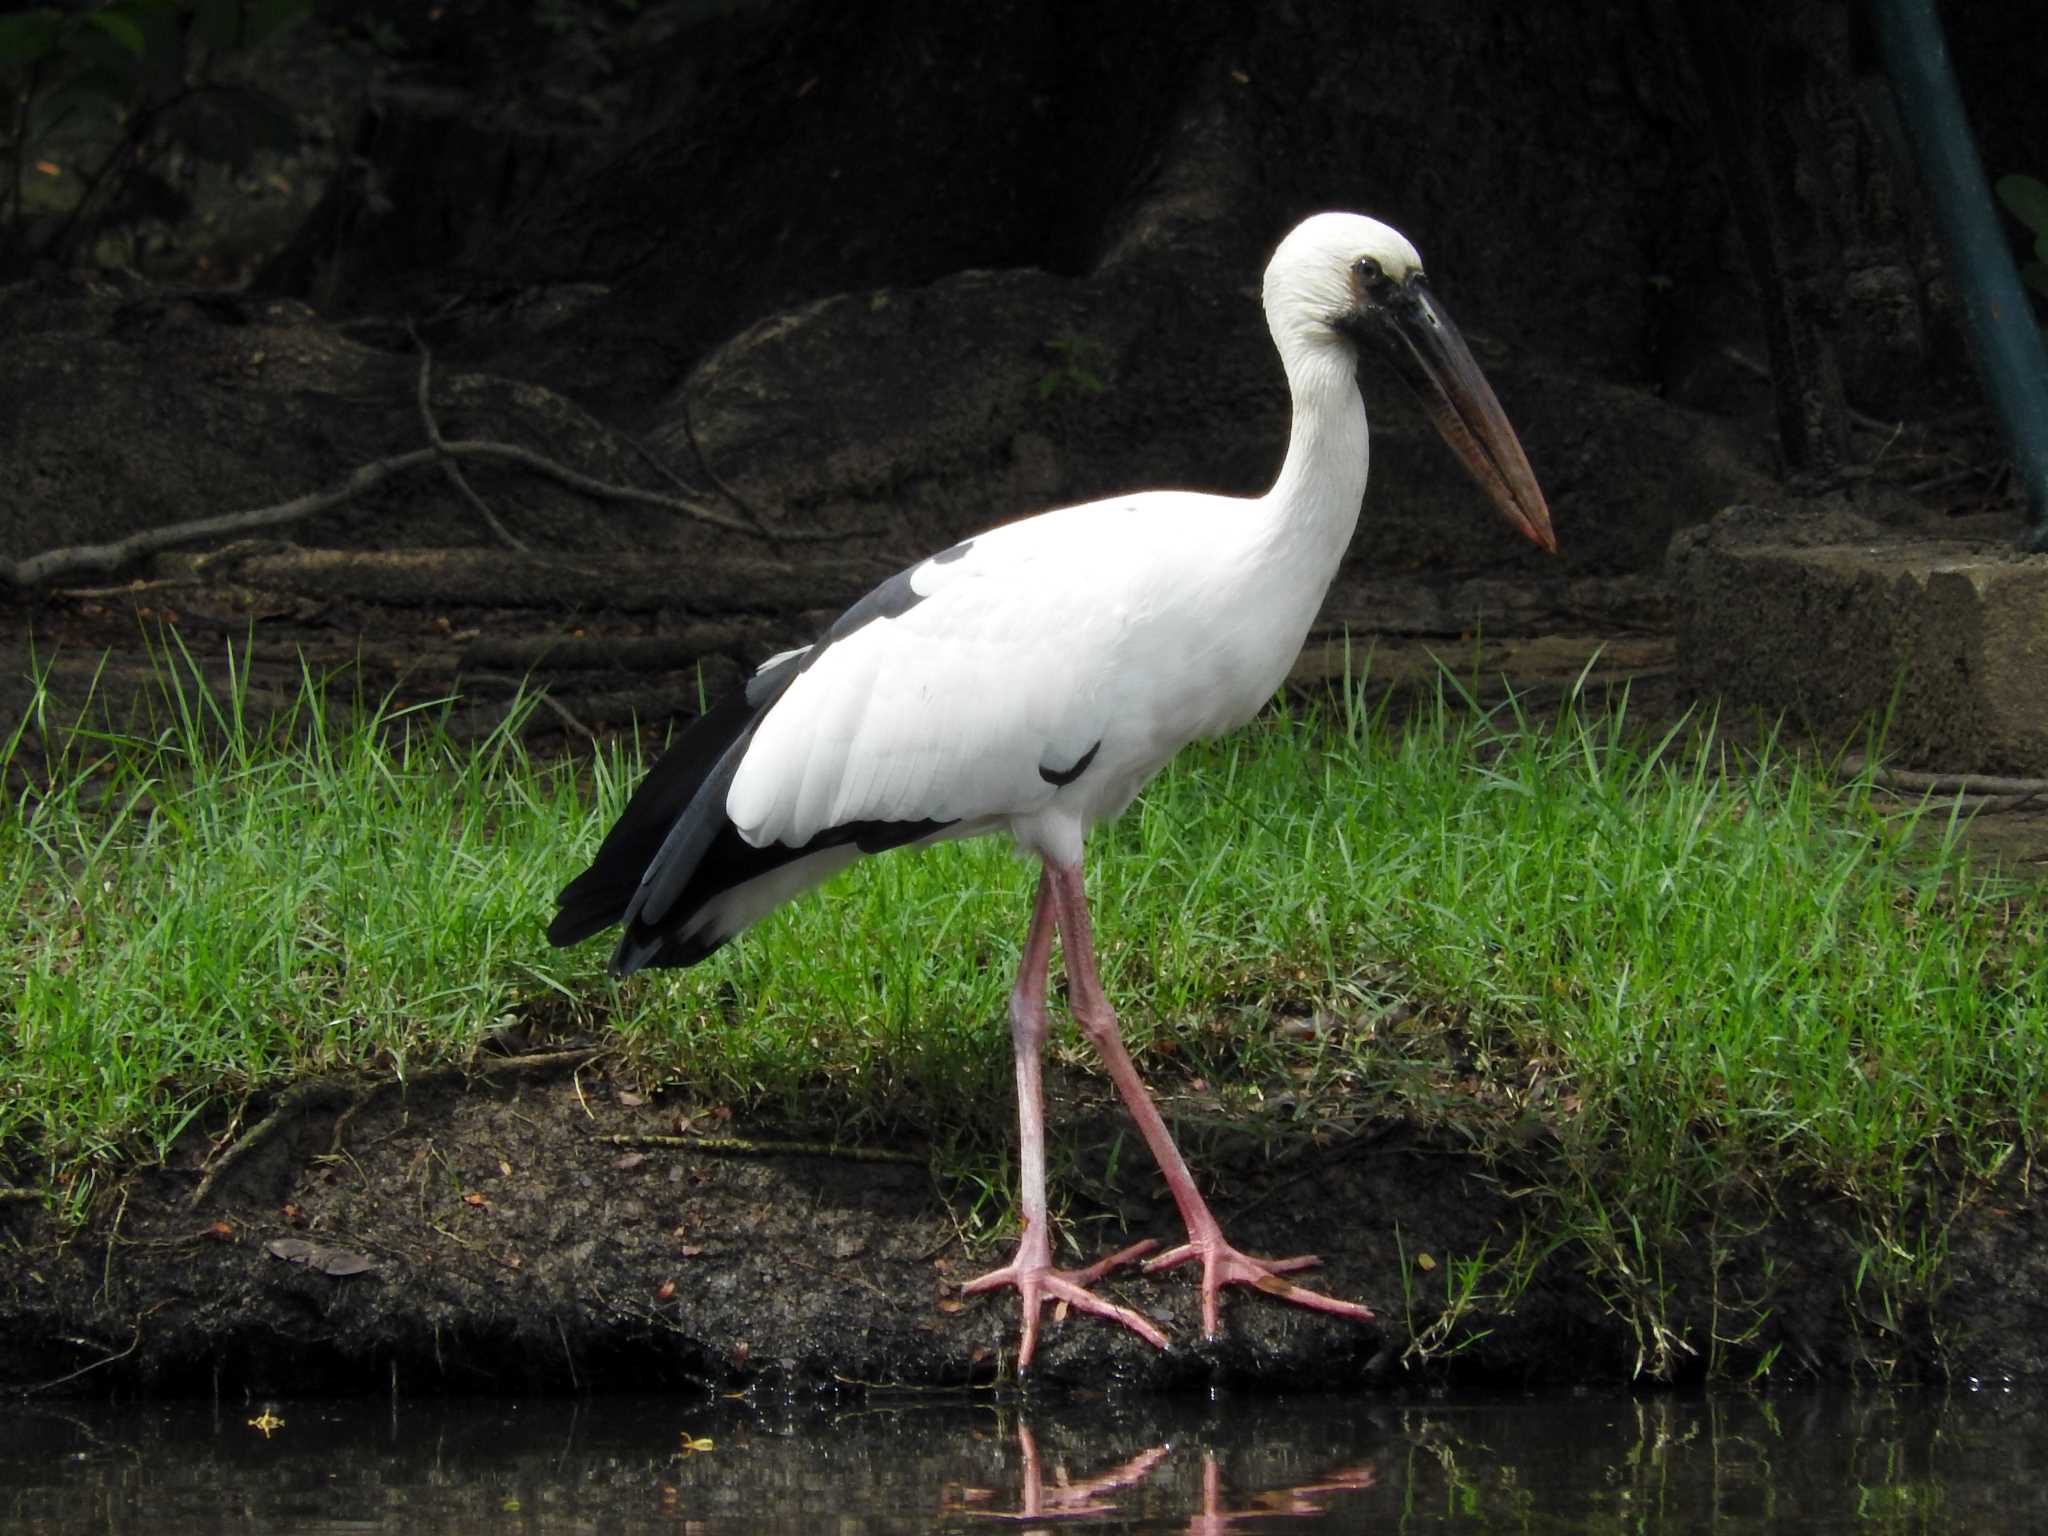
[1258, 343, 1370, 579]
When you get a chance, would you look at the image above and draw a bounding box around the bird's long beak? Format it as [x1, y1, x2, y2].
[1361, 276, 1557, 553]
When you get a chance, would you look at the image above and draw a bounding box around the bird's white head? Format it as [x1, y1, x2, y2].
[1262, 211, 1422, 359]
[1261, 210, 1557, 553]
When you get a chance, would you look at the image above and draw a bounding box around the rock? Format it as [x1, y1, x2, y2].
[661, 265, 1775, 586]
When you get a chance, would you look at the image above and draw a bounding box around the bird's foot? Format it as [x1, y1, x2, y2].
[962, 1237, 1167, 1368]
[1146, 1236, 1375, 1338]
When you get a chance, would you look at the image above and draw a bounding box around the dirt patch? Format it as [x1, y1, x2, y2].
[7, 1022, 2046, 1399]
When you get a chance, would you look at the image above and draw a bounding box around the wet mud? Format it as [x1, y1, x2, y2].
[7, 1032, 2046, 1400]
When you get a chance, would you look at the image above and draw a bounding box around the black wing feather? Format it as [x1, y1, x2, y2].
[548, 646, 953, 977]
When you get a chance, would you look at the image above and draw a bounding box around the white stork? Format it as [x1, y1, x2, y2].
[549, 212, 1555, 1366]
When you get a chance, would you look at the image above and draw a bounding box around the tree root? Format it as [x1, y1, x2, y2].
[187, 1078, 357, 1211]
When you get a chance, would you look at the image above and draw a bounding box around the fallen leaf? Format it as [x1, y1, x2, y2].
[281, 1203, 304, 1226]
[266, 1238, 375, 1277]
[498, 1160, 512, 1178]
[617, 1090, 646, 1108]
[503, 1252, 522, 1269]
[677, 1245, 705, 1258]
[1415, 1251, 1438, 1272]
[657, 1278, 677, 1300]
[208, 1220, 235, 1240]
[463, 1191, 489, 1208]
[613, 1152, 647, 1171]
[935, 1295, 963, 1314]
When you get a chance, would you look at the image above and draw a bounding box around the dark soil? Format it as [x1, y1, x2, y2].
[0, 1058, 1808, 1396]
[5, 960, 2048, 1400]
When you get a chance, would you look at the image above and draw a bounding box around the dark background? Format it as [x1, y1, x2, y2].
[1, 0, 2041, 720]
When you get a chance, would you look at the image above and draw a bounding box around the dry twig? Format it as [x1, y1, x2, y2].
[594, 1131, 926, 1165]
[11, 1318, 149, 1397]
[0, 349, 859, 589]
[678, 379, 772, 534]
[1847, 757, 2048, 809]
[1869, 767, 2048, 798]
[410, 322, 536, 558]
[463, 671, 600, 743]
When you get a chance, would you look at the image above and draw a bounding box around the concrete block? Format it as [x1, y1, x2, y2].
[1669, 505, 2048, 772]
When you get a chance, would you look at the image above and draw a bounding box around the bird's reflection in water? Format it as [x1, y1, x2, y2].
[943, 1424, 1169, 1522]
[1185, 1453, 1379, 1533]
[941, 1420, 1378, 1530]
[13, 1390, 2039, 1532]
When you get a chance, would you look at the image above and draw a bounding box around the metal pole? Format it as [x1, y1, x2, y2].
[1870, 0, 2048, 551]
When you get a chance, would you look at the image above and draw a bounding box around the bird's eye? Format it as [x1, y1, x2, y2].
[1353, 255, 1395, 297]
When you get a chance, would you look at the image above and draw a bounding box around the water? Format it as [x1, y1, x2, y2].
[4, 1388, 2045, 1533]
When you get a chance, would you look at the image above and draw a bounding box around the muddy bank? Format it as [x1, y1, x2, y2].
[6, 1032, 2042, 1400]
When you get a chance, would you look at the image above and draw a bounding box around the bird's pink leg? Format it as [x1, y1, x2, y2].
[1044, 861, 1374, 1339]
[962, 866, 1165, 1367]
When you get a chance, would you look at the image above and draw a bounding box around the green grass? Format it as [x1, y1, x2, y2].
[2, 643, 2044, 1342]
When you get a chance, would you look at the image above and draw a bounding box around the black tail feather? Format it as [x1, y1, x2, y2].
[549, 647, 953, 977]
[547, 659, 797, 954]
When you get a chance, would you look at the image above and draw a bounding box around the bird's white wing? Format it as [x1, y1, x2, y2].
[727, 506, 1143, 849]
